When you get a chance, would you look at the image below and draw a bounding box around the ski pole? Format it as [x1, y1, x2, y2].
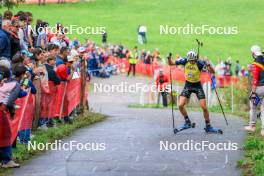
[167, 53, 177, 133]
[196, 39, 203, 59]
[211, 76, 229, 126]
[169, 64, 175, 130]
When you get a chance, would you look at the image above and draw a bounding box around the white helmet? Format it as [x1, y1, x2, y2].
[187, 49, 197, 61]
[251, 45, 262, 56]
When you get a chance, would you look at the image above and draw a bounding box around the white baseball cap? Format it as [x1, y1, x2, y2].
[0, 59, 11, 69]
[251, 45, 262, 56]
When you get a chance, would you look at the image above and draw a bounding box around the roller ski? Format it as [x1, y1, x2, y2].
[174, 122, 196, 134]
[204, 125, 223, 134]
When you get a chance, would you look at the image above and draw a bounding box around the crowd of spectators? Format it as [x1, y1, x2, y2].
[215, 58, 247, 77]
[0, 10, 121, 168]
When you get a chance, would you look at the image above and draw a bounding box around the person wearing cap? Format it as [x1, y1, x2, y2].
[245, 45, 264, 136]
[168, 50, 221, 133]
[156, 69, 169, 107]
[56, 56, 74, 124]
[56, 56, 74, 81]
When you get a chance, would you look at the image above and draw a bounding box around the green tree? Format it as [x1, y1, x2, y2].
[0, 0, 25, 10]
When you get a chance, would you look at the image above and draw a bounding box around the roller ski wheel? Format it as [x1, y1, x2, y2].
[173, 128, 179, 134]
[204, 126, 223, 134]
[174, 122, 196, 134]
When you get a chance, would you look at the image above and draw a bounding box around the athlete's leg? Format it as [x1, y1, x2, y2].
[179, 86, 192, 123]
[195, 84, 210, 126]
[199, 99, 210, 122]
[179, 96, 188, 117]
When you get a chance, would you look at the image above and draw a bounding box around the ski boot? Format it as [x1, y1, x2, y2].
[204, 125, 223, 134]
[174, 122, 196, 134]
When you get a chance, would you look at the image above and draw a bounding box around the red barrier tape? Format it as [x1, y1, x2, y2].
[108, 56, 240, 86]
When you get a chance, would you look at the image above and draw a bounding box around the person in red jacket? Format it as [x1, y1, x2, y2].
[156, 69, 169, 107]
[245, 45, 264, 136]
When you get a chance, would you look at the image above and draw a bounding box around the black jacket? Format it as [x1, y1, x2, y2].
[45, 64, 61, 85]
[10, 33, 21, 58]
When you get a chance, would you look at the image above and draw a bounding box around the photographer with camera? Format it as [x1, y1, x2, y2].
[245, 45, 264, 136]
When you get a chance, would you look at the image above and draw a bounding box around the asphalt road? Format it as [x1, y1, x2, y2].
[13, 75, 245, 176]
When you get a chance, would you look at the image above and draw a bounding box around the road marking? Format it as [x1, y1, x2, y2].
[225, 154, 229, 164]
[92, 167, 97, 173]
[136, 155, 140, 162]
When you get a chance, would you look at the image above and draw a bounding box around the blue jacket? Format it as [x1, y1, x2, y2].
[0, 29, 11, 59]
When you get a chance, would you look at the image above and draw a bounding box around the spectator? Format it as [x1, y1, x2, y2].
[215, 60, 225, 76]
[56, 57, 74, 124]
[56, 57, 74, 81]
[241, 66, 245, 77]
[138, 24, 147, 44]
[25, 12, 35, 49]
[18, 15, 29, 51]
[56, 46, 69, 66]
[102, 31, 107, 43]
[36, 22, 48, 49]
[0, 63, 28, 168]
[235, 60, 241, 77]
[18, 77, 37, 144]
[44, 56, 61, 127]
[0, 20, 11, 60]
[35, 19, 43, 37]
[9, 19, 21, 58]
[3, 11, 13, 20]
[156, 69, 169, 107]
[127, 46, 138, 77]
[47, 44, 60, 58]
[224, 64, 232, 76]
[0, 14, 2, 29]
[50, 33, 67, 48]
[45, 56, 61, 85]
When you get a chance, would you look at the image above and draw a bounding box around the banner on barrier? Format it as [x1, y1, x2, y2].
[0, 78, 85, 146]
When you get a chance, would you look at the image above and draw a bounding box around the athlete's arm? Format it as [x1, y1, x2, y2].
[168, 58, 187, 66]
[199, 60, 215, 74]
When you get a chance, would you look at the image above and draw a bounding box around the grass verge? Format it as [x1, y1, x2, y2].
[0, 111, 106, 176]
[234, 112, 264, 176]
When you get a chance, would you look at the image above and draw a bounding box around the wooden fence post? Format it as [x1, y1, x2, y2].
[32, 78, 41, 131]
[80, 59, 88, 114]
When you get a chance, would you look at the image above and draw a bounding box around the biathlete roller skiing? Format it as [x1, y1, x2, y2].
[168, 40, 223, 134]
